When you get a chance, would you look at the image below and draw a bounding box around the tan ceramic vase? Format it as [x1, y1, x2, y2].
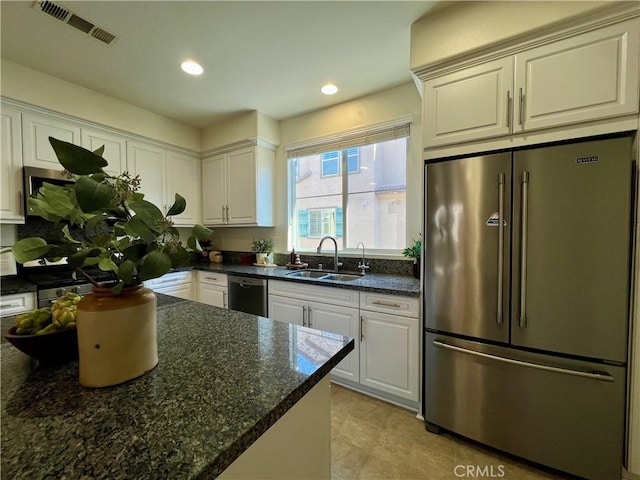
[76, 285, 158, 388]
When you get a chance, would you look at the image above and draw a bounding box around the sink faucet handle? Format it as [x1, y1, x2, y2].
[357, 262, 370, 274]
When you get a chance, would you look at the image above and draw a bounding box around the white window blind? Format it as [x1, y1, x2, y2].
[286, 118, 411, 159]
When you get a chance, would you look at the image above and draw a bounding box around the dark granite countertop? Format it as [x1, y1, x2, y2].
[0, 277, 37, 295]
[2, 264, 420, 298]
[1, 295, 354, 479]
[194, 264, 421, 297]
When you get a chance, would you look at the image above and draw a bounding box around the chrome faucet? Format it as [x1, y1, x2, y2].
[316, 236, 343, 272]
[356, 242, 369, 275]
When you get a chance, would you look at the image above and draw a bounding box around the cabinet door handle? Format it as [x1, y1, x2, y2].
[222, 291, 227, 309]
[308, 306, 312, 328]
[518, 87, 524, 125]
[225, 205, 230, 222]
[221, 205, 225, 222]
[360, 315, 364, 341]
[506, 91, 511, 128]
[302, 306, 308, 327]
[1, 302, 22, 309]
[372, 300, 401, 308]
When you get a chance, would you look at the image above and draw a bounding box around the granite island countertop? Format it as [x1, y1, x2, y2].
[1, 295, 354, 479]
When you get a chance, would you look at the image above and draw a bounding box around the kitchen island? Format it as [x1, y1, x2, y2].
[1, 294, 354, 479]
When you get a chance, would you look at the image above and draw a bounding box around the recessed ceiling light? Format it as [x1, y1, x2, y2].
[321, 83, 338, 95]
[181, 60, 203, 76]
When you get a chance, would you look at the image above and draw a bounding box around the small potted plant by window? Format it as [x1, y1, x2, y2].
[250, 237, 274, 265]
[403, 235, 422, 279]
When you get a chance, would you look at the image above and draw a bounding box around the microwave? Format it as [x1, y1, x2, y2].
[23, 166, 75, 216]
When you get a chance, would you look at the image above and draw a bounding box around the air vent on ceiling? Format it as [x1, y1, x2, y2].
[33, 0, 117, 45]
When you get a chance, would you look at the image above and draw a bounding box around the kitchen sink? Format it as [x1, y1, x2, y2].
[321, 273, 363, 281]
[285, 270, 328, 279]
[284, 270, 364, 281]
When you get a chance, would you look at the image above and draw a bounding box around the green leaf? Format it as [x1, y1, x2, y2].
[166, 193, 186, 216]
[98, 257, 119, 272]
[191, 224, 213, 241]
[92, 145, 105, 157]
[68, 247, 102, 271]
[124, 217, 157, 243]
[122, 243, 147, 263]
[110, 282, 124, 295]
[187, 235, 198, 251]
[166, 245, 190, 268]
[27, 197, 63, 223]
[117, 260, 137, 284]
[61, 224, 81, 244]
[126, 197, 164, 232]
[31, 182, 76, 218]
[12, 238, 50, 263]
[75, 176, 114, 212]
[49, 137, 108, 175]
[138, 250, 172, 281]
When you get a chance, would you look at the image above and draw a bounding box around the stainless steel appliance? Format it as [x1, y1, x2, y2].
[228, 275, 268, 316]
[19, 260, 112, 307]
[423, 136, 634, 480]
[23, 166, 74, 216]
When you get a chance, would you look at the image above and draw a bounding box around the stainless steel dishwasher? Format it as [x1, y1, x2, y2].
[227, 275, 268, 316]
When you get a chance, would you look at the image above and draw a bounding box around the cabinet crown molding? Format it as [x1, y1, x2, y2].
[413, 2, 640, 81]
[202, 136, 277, 158]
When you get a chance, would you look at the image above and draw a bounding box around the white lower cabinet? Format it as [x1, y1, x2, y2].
[268, 280, 360, 382]
[359, 310, 419, 401]
[144, 271, 194, 301]
[1, 292, 36, 318]
[360, 292, 420, 402]
[268, 281, 419, 400]
[196, 271, 227, 309]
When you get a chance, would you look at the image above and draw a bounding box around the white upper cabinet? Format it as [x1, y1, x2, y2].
[424, 57, 514, 146]
[202, 153, 226, 225]
[1, 106, 24, 223]
[514, 19, 639, 132]
[81, 128, 127, 176]
[202, 143, 275, 227]
[127, 141, 167, 211]
[422, 16, 639, 148]
[166, 151, 201, 226]
[22, 113, 81, 169]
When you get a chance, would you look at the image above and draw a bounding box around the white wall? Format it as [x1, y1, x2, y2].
[1, 59, 200, 151]
[210, 82, 423, 255]
[410, 1, 615, 69]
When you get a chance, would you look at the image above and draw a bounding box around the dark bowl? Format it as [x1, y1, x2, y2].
[3, 325, 79, 363]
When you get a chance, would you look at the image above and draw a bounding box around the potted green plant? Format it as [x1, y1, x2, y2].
[250, 237, 273, 265]
[11, 137, 212, 387]
[402, 235, 422, 279]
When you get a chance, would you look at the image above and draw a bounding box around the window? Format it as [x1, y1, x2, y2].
[321, 148, 359, 177]
[288, 122, 409, 253]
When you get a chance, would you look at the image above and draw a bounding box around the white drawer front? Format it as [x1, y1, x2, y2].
[1, 292, 36, 317]
[197, 270, 228, 287]
[269, 280, 359, 309]
[360, 292, 420, 318]
[144, 271, 192, 289]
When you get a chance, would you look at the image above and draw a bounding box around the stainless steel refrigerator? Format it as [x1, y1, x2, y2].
[424, 136, 634, 480]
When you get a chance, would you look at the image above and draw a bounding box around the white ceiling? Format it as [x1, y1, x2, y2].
[0, 1, 443, 128]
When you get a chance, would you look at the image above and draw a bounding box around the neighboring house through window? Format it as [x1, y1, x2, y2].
[288, 121, 410, 253]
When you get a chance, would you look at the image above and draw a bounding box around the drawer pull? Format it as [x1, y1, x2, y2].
[1, 302, 22, 309]
[372, 300, 401, 308]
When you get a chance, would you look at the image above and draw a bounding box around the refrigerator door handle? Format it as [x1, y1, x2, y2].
[519, 171, 529, 327]
[432, 340, 614, 382]
[497, 173, 505, 324]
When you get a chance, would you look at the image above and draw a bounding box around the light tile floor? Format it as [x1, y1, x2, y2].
[330, 384, 578, 480]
